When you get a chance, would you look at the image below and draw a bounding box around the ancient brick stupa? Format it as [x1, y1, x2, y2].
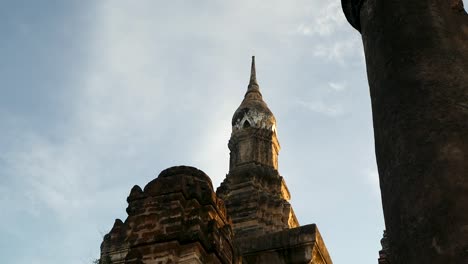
[100, 57, 332, 264]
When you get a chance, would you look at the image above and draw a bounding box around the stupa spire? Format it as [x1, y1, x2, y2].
[247, 56, 259, 92]
[250, 56, 257, 84]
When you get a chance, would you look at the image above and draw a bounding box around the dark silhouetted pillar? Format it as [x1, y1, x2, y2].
[342, 0, 468, 263]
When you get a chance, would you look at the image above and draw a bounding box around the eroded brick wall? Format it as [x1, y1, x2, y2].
[100, 166, 235, 264]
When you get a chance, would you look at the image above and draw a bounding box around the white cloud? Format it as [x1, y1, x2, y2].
[328, 81, 347, 91]
[298, 99, 344, 117]
[296, 23, 312, 35]
[295, 2, 346, 36]
[313, 38, 361, 65]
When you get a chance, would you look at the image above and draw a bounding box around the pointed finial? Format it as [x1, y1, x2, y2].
[247, 56, 260, 94]
[249, 56, 258, 86]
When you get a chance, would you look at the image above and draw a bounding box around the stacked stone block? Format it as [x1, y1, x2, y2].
[217, 164, 298, 239]
[239, 224, 332, 264]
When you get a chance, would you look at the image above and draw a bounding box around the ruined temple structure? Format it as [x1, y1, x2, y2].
[342, 0, 468, 263]
[100, 57, 332, 264]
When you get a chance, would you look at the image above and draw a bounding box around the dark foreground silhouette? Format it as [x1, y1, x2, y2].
[342, 0, 468, 263]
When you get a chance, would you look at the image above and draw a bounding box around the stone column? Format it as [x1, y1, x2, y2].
[342, 0, 468, 263]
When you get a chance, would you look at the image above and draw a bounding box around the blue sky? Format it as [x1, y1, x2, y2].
[1, 1, 387, 263]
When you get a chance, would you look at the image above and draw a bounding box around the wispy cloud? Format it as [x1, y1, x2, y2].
[292, 1, 363, 66]
[328, 81, 347, 92]
[297, 99, 344, 117]
[312, 38, 361, 65]
[296, 2, 346, 36]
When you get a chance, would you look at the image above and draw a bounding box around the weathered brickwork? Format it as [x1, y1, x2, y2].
[217, 164, 298, 238]
[229, 57, 279, 171]
[377, 231, 389, 264]
[100, 166, 235, 264]
[239, 225, 332, 264]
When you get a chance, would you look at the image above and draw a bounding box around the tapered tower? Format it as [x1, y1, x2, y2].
[217, 56, 299, 239]
[229, 56, 280, 170]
